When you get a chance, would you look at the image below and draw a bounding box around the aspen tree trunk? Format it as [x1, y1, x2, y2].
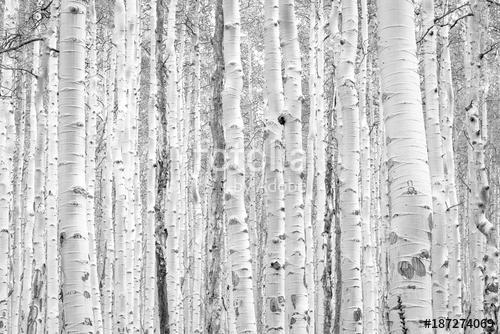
[422, 0, 448, 326]
[190, 1, 203, 332]
[164, 0, 181, 332]
[262, 0, 286, 332]
[125, 0, 139, 330]
[101, 40, 118, 332]
[59, 0, 94, 331]
[378, 0, 434, 332]
[313, 4, 327, 332]
[143, 0, 158, 331]
[337, 0, 363, 332]
[29, 32, 47, 334]
[466, 2, 497, 329]
[86, 1, 103, 331]
[19, 39, 37, 334]
[222, 0, 257, 332]
[45, 1, 60, 331]
[304, 2, 317, 330]
[112, 0, 129, 330]
[438, 14, 462, 320]
[359, 0, 377, 332]
[206, 1, 226, 331]
[279, 0, 309, 332]
[11, 79, 26, 334]
[0, 0, 19, 330]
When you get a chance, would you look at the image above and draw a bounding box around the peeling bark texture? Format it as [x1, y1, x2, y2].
[377, 0, 433, 332]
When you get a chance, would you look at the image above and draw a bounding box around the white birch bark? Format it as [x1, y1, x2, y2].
[30, 30, 47, 333]
[279, 0, 309, 332]
[438, 15, 462, 320]
[112, 0, 129, 330]
[263, 0, 286, 332]
[313, 2, 326, 329]
[59, 0, 94, 331]
[190, 1, 203, 332]
[0, 0, 19, 330]
[359, 1, 377, 332]
[422, 0, 448, 326]
[86, 1, 103, 331]
[304, 2, 317, 329]
[164, 0, 181, 332]
[222, 0, 257, 332]
[378, 0, 433, 332]
[143, 0, 157, 331]
[102, 44, 117, 333]
[337, 0, 363, 332]
[45, 1, 60, 331]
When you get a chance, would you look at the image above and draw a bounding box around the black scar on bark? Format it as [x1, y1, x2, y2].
[278, 115, 286, 125]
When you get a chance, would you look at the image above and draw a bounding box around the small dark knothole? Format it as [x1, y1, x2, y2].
[406, 180, 417, 195]
[82, 272, 90, 281]
[69, 6, 79, 14]
[83, 291, 91, 299]
[353, 308, 362, 322]
[278, 115, 286, 125]
[270, 261, 281, 270]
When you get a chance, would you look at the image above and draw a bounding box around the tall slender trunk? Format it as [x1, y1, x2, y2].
[337, 0, 362, 332]
[263, 0, 286, 332]
[0, 0, 18, 327]
[86, 1, 103, 331]
[422, 0, 448, 327]
[314, 4, 327, 333]
[59, 0, 94, 331]
[206, 1, 226, 332]
[279, 0, 309, 332]
[190, 1, 203, 332]
[438, 11, 462, 320]
[378, 0, 433, 332]
[143, 0, 158, 331]
[45, 1, 60, 331]
[359, 0, 377, 332]
[304, 1, 317, 329]
[222, 1, 257, 332]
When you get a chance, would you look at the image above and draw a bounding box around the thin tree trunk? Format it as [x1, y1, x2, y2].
[279, 0, 309, 332]
[0, 0, 18, 327]
[422, 0, 448, 328]
[262, 0, 286, 332]
[144, 0, 158, 332]
[337, 0, 362, 332]
[222, 0, 257, 332]
[438, 8, 462, 320]
[45, 1, 60, 331]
